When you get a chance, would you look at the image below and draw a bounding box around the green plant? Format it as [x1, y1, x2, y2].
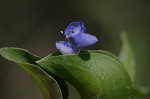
[0, 27, 148, 98]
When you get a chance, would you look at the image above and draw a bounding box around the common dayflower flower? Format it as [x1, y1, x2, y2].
[56, 21, 98, 55]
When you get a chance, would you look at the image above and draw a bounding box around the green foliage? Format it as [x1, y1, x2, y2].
[0, 47, 63, 99]
[119, 32, 135, 82]
[118, 32, 149, 97]
[37, 50, 132, 99]
[0, 33, 148, 99]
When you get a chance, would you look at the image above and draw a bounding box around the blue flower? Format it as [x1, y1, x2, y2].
[64, 21, 85, 38]
[56, 21, 98, 55]
[56, 41, 75, 55]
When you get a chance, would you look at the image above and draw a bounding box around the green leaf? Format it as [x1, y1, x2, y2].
[37, 50, 133, 99]
[131, 86, 149, 97]
[119, 32, 135, 82]
[0, 47, 63, 99]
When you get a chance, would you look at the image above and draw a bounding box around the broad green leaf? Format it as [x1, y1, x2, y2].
[0, 47, 63, 99]
[119, 32, 135, 82]
[37, 50, 133, 99]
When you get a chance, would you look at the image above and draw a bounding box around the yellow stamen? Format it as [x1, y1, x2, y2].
[66, 36, 70, 38]
[60, 31, 63, 34]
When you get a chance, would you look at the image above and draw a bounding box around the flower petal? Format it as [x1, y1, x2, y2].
[74, 33, 98, 47]
[56, 41, 75, 55]
[64, 21, 85, 37]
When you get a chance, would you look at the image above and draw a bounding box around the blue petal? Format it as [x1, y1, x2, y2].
[56, 41, 75, 55]
[74, 33, 98, 47]
[64, 21, 85, 37]
[80, 27, 86, 33]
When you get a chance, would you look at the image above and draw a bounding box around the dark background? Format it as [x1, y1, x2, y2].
[0, 0, 150, 99]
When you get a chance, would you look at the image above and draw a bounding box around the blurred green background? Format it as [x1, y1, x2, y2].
[0, 0, 150, 99]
